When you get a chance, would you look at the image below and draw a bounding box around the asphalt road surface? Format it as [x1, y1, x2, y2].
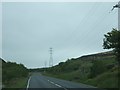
[27, 72, 103, 90]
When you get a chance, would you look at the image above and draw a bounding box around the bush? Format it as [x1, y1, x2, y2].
[89, 60, 107, 78]
[2, 61, 28, 84]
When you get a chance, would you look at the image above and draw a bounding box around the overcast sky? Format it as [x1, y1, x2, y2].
[2, 2, 118, 68]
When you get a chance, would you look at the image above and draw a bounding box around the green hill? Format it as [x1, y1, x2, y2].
[43, 51, 119, 88]
[1, 58, 29, 88]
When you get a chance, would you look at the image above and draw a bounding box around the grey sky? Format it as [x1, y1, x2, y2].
[2, 2, 117, 68]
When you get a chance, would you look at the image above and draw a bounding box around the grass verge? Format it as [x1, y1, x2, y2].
[84, 70, 118, 88]
[4, 77, 28, 88]
[43, 69, 118, 88]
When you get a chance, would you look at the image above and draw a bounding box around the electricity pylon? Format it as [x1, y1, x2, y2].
[49, 47, 53, 67]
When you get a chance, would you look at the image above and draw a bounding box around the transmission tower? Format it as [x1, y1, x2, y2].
[49, 47, 53, 67]
[44, 61, 47, 68]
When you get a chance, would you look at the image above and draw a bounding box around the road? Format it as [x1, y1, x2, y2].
[27, 73, 103, 90]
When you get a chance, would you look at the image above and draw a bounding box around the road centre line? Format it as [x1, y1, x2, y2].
[54, 84, 62, 87]
[47, 80, 68, 90]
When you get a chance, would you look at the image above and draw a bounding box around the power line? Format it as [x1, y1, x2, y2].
[65, 2, 99, 43]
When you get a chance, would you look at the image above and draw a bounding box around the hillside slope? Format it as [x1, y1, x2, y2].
[1, 58, 29, 88]
[43, 51, 118, 88]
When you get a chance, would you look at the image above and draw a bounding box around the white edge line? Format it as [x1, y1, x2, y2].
[26, 76, 31, 89]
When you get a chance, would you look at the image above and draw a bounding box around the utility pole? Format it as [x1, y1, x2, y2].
[118, 1, 120, 30]
[49, 47, 53, 67]
[111, 2, 120, 89]
[110, 1, 120, 30]
[118, 2, 120, 90]
[111, 1, 120, 11]
[112, 1, 120, 29]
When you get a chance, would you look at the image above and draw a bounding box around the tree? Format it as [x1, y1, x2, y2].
[103, 28, 120, 64]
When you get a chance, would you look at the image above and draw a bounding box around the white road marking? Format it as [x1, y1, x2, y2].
[26, 76, 31, 90]
[54, 84, 62, 87]
[47, 80, 68, 90]
[50, 81, 54, 84]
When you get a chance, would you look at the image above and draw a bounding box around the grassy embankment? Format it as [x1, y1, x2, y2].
[1, 58, 29, 88]
[43, 52, 119, 88]
[4, 77, 28, 88]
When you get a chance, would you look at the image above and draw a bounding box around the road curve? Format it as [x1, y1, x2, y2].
[27, 72, 103, 90]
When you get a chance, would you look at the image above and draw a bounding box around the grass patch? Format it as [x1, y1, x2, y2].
[44, 69, 118, 88]
[84, 70, 118, 88]
[43, 70, 89, 83]
[42, 54, 118, 88]
[5, 77, 28, 88]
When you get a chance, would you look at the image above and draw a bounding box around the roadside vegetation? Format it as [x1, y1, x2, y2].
[42, 28, 120, 88]
[1, 58, 29, 88]
[1, 28, 119, 89]
[43, 53, 118, 88]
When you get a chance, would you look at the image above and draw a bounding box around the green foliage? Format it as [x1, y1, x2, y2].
[103, 28, 120, 49]
[42, 29, 120, 88]
[103, 28, 120, 63]
[85, 70, 118, 88]
[46, 59, 82, 74]
[6, 77, 28, 88]
[43, 52, 117, 88]
[89, 60, 107, 78]
[2, 61, 28, 85]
